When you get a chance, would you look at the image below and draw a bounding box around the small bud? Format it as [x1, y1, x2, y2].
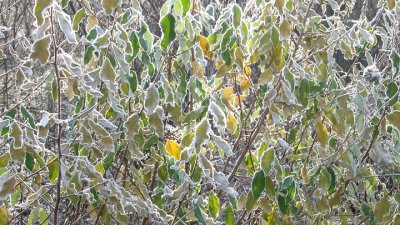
[363, 64, 381, 82]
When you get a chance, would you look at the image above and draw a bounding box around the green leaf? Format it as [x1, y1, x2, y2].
[30, 35, 51, 65]
[0, 176, 16, 197]
[87, 28, 97, 41]
[220, 28, 233, 52]
[260, 148, 274, 174]
[298, 79, 310, 107]
[34, 0, 52, 25]
[72, 8, 85, 31]
[103, 152, 115, 171]
[194, 206, 207, 225]
[208, 192, 219, 219]
[160, 13, 176, 51]
[84, 45, 94, 64]
[144, 84, 159, 114]
[284, 68, 295, 91]
[60, 0, 69, 8]
[199, 153, 214, 177]
[25, 153, 35, 171]
[281, 176, 294, 190]
[94, 31, 110, 48]
[232, 4, 241, 28]
[265, 175, 276, 199]
[21, 106, 36, 129]
[51, 79, 58, 102]
[386, 81, 398, 106]
[278, 194, 289, 214]
[143, 135, 158, 150]
[137, 20, 150, 51]
[390, 50, 400, 76]
[318, 168, 330, 192]
[386, 82, 398, 98]
[11, 189, 21, 207]
[125, 113, 140, 138]
[270, 26, 280, 47]
[245, 191, 256, 211]
[5, 108, 17, 119]
[211, 134, 233, 157]
[222, 49, 232, 65]
[157, 164, 168, 182]
[10, 122, 23, 149]
[0, 153, 9, 167]
[327, 167, 336, 195]
[75, 96, 84, 114]
[194, 118, 210, 150]
[387, 111, 400, 130]
[252, 170, 265, 200]
[127, 72, 138, 95]
[48, 159, 59, 183]
[181, 0, 191, 16]
[129, 32, 140, 61]
[28, 207, 47, 225]
[225, 206, 234, 225]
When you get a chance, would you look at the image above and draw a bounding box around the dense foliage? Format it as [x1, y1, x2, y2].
[1, 0, 400, 224]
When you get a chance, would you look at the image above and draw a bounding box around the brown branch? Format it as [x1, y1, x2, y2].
[50, 7, 63, 224]
[228, 107, 270, 181]
[360, 110, 386, 164]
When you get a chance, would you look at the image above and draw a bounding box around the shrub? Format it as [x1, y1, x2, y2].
[0, 0, 400, 224]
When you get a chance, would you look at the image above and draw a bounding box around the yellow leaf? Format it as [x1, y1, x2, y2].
[274, 0, 285, 13]
[95, 162, 105, 175]
[198, 35, 208, 50]
[86, 15, 98, 32]
[216, 64, 232, 78]
[249, 50, 259, 64]
[0, 207, 8, 225]
[102, 0, 118, 15]
[388, 0, 395, 9]
[34, 0, 52, 26]
[235, 48, 244, 66]
[166, 140, 180, 160]
[214, 60, 223, 68]
[240, 78, 250, 91]
[315, 119, 329, 147]
[198, 35, 213, 58]
[234, 94, 245, 106]
[100, 58, 116, 84]
[221, 87, 234, 102]
[275, 57, 285, 71]
[205, 51, 213, 59]
[34, 175, 41, 186]
[226, 112, 238, 133]
[244, 65, 251, 77]
[259, 67, 274, 84]
[191, 61, 204, 78]
[30, 35, 51, 65]
[279, 20, 292, 38]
